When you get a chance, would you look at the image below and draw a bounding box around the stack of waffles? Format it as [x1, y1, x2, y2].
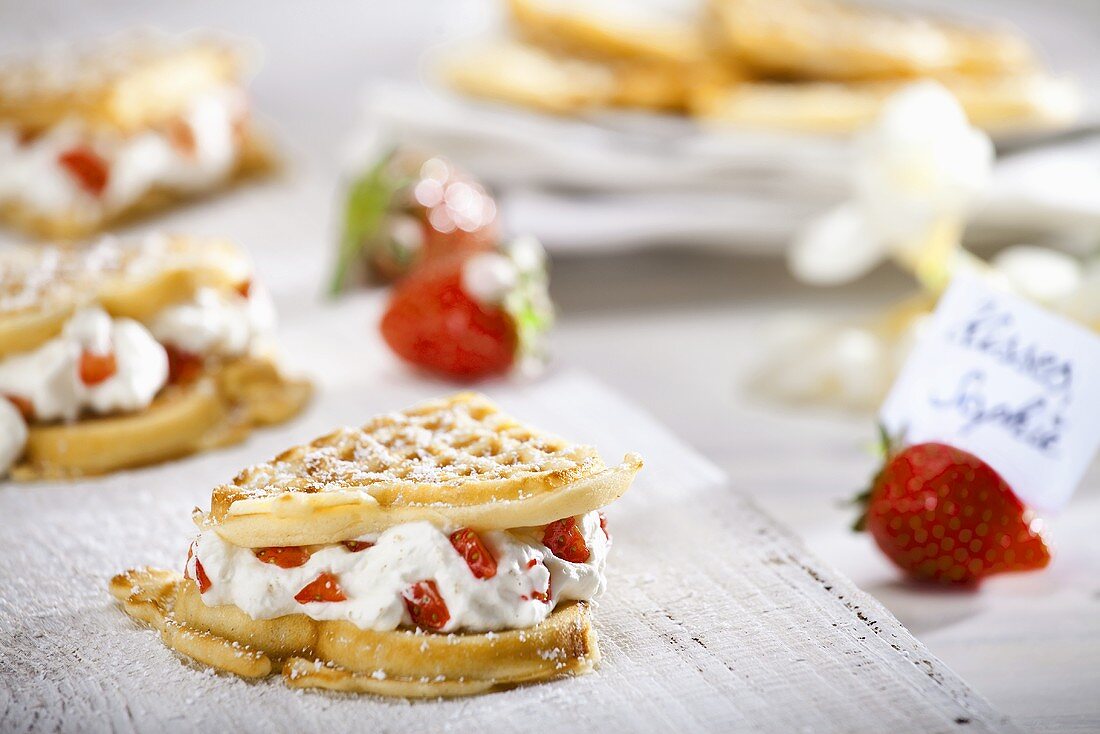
[440, 0, 1080, 134]
[112, 393, 644, 697]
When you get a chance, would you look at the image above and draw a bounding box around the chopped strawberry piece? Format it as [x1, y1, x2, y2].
[526, 558, 538, 569]
[236, 279, 253, 299]
[531, 572, 551, 604]
[294, 572, 347, 603]
[254, 546, 311, 568]
[4, 394, 34, 421]
[78, 349, 117, 386]
[542, 517, 590, 563]
[402, 580, 450, 630]
[166, 118, 196, 157]
[342, 540, 374, 552]
[449, 527, 497, 579]
[599, 512, 610, 540]
[58, 146, 109, 196]
[380, 256, 517, 380]
[164, 345, 204, 384]
[193, 558, 211, 594]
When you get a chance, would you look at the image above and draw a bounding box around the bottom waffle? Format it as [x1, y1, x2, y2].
[13, 355, 310, 479]
[0, 132, 276, 241]
[109, 567, 600, 698]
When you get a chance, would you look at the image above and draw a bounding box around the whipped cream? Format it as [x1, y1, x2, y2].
[0, 307, 168, 422]
[0, 86, 244, 217]
[191, 512, 610, 633]
[0, 398, 27, 476]
[150, 284, 275, 358]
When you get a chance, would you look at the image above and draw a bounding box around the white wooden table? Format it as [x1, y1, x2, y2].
[1, 1, 1098, 731]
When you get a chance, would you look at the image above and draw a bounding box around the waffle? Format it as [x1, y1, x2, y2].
[1, 234, 311, 479]
[0, 31, 248, 134]
[690, 72, 1081, 134]
[110, 569, 599, 696]
[0, 30, 276, 239]
[505, 0, 707, 67]
[1, 235, 249, 357]
[112, 394, 639, 696]
[708, 0, 1034, 82]
[440, 40, 735, 114]
[14, 355, 310, 479]
[205, 392, 643, 547]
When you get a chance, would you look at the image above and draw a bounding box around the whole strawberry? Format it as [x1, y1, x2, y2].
[856, 441, 1050, 584]
[331, 149, 497, 292]
[380, 237, 553, 381]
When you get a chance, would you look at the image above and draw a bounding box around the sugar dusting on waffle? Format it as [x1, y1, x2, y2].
[0, 233, 245, 314]
[227, 394, 603, 499]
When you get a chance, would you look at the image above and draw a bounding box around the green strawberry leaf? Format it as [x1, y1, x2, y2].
[328, 149, 401, 297]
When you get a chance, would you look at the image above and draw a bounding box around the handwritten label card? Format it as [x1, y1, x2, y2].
[880, 271, 1100, 512]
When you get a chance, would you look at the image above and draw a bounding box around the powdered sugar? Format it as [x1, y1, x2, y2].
[223, 394, 602, 502]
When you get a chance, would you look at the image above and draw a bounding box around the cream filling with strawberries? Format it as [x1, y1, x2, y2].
[0, 85, 245, 217]
[0, 281, 271, 427]
[189, 512, 610, 634]
[0, 306, 168, 423]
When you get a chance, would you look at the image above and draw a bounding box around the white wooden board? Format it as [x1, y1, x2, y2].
[0, 302, 1019, 732]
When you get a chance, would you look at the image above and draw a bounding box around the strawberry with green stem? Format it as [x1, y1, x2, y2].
[380, 235, 554, 381]
[854, 428, 1050, 584]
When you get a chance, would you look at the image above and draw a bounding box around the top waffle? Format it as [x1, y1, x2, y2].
[206, 392, 644, 547]
[0, 31, 249, 134]
[710, 0, 1034, 82]
[0, 234, 251, 358]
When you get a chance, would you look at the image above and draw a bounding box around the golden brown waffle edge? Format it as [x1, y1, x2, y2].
[110, 568, 600, 697]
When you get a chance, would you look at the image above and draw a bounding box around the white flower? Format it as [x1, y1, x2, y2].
[790, 81, 994, 287]
[990, 245, 1082, 306]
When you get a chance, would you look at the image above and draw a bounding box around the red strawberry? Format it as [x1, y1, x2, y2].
[193, 560, 211, 593]
[185, 542, 213, 593]
[403, 579, 450, 630]
[530, 567, 551, 604]
[4, 394, 34, 421]
[79, 349, 117, 386]
[295, 572, 347, 603]
[164, 345, 204, 385]
[856, 442, 1050, 584]
[166, 118, 196, 158]
[342, 540, 374, 553]
[380, 256, 517, 380]
[58, 146, 109, 196]
[254, 546, 311, 568]
[449, 527, 497, 579]
[542, 517, 590, 564]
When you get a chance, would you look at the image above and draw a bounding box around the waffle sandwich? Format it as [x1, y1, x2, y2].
[0, 31, 275, 240]
[111, 393, 643, 697]
[0, 233, 310, 479]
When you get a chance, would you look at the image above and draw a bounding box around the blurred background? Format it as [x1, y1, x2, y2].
[3, 1, 1099, 731]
